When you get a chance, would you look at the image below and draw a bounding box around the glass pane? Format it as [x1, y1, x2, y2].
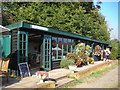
[68, 39, 72, 52]
[72, 39, 75, 53]
[63, 38, 67, 55]
[20, 42, 22, 49]
[23, 42, 26, 49]
[23, 50, 26, 56]
[58, 38, 62, 59]
[23, 34, 26, 41]
[20, 50, 22, 56]
[52, 37, 57, 59]
[20, 34, 22, 41]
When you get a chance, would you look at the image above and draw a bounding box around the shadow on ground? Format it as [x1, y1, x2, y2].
[1, 76, 20, 88]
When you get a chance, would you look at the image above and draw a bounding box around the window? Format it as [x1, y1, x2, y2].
[63, 38, 68, 55]
[68, 39, 72, 53]
[52, 37, 76, 61]
[72, 39, 75, 53]
[52, 37, 57, 59]
[58, 38, 62, 59]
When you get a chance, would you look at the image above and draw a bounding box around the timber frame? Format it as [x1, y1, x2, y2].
[2, 21, 110, 75]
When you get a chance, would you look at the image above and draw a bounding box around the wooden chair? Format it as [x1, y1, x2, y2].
[0, 58, 10, 83]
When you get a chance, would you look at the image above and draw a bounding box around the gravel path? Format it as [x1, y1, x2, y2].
[71, 65, 119, 88]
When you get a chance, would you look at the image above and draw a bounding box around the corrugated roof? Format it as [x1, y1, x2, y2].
[5, 21, 110, 45]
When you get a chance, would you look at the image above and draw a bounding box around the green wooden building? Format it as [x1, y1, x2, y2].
[0, 21, 110, 75]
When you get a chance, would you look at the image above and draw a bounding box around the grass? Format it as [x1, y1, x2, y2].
[61, 79, 84, 88]
[110, 85, 119, 88]
[60, 61, 119, 88]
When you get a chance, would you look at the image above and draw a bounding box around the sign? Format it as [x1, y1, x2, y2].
[18, 62, 31, 78]
[31, 25, 48, 31]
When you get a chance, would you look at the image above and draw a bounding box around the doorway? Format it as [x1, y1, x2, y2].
[28, 33, 43, 69]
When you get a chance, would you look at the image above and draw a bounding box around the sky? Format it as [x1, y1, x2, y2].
[94, 0, 119, 40]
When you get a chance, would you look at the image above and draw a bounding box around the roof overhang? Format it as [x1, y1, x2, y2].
[0, 25, 10, 33]
[5, 21, 110, 45]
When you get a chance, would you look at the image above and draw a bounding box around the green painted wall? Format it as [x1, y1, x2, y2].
[0, 35, 11, 58]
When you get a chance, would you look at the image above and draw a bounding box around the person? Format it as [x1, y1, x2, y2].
[103, 50, 107, 61]
[105, 48, 111, 62]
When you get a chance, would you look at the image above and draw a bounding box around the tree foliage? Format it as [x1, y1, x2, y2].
[2, 2, 110, 42]
[110, 39, 119, 60]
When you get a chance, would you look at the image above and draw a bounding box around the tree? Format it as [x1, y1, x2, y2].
[110, 39, 119, 60]
[2, 2, 110, 42]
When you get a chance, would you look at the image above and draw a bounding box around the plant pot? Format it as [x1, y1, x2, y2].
[68, 65, 77, 73]
[90, 62, 94, 64]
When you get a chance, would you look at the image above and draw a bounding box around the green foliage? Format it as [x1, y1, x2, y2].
[90, 61, 118, 78]
[76, 43, 85, 53]
[88, 57, 94, 63]
[77, 52, 88, 63]
[118, 42, 120, 60]
[62, 61, 118, 88]
[66, 53, 78, 61]
[110, 39, 119, 60]
[2, 2, 110, 42]
[60, 58, 75, 69]
[94, 45, 102, 56]
[85, 45, 91, 56]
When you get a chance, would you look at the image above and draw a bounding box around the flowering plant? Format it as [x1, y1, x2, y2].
[88, 57, 94, 64]
[76, 43, 85, 53]
[66, 53, 78, 61]
[75, 59, 82, 66]
[77, 52, 88, 63]
[94, 45, 102, 56]
[85, 45, 91, 56]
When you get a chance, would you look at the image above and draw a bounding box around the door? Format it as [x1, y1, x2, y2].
[17, 31, 28, 64]
[0, 35, 11, 58]
[43, 35, 51, 70]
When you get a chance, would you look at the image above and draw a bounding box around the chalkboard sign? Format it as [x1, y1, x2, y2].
[18, 62, 31, 78]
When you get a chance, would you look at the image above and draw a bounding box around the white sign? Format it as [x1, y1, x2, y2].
[31, 25, 48, 31]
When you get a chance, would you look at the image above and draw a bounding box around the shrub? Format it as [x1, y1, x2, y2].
[75, 59, 82, 66]
[94, 45, 102, 56]
[77, 52, 88, 63]
[66, 53, 78, 61]
[85, 45, 91, 56]
[76, 43, 85, 53]
[60, 58, 76, 69]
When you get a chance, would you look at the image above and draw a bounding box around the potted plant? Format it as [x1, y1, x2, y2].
[66, 53, 78, 61]
[88, 57, 94, 64]
[75, 59, 82, 66]
[77, 52, 88, 65]
[76, 43, 85, 53]
[60, 58, 76, 69]
[85, 45, 91, 57]
[68, 59, 77, 73]
[94, 45, 102, 61]
[94, 45, 102, 56]
[60, 58, 71, 69]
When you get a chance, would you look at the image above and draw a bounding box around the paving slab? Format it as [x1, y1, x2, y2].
[2, 60, 117, 88]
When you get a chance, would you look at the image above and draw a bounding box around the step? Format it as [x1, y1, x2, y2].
[56, 77, 74, 87]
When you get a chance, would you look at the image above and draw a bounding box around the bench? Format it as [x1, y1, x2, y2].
[0, 58, 10, 83]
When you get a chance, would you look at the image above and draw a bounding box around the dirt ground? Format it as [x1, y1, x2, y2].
[70, 64, 119, 88]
